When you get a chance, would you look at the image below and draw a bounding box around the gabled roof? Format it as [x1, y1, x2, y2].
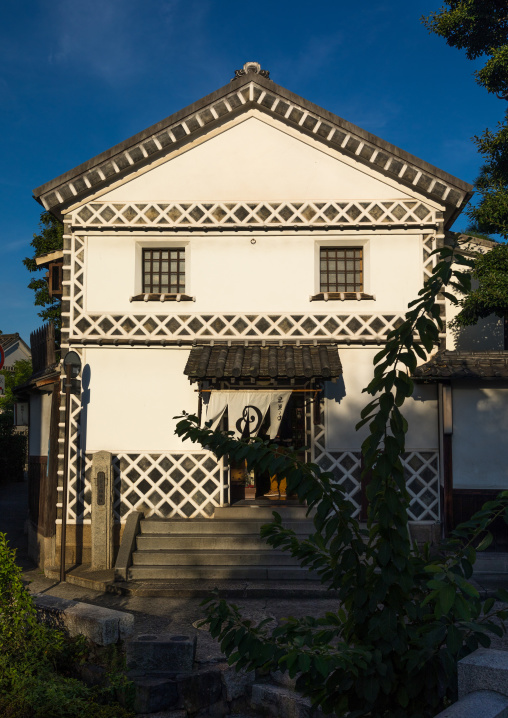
[0, 333, 30, 354]
[33, 62, 473, 228]
[0, 333, 20, 351]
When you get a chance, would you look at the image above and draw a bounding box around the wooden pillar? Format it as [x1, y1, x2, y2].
[360, 455, 372, 522]
[439, 382, 453, 536]
[44, 382, 60, 537]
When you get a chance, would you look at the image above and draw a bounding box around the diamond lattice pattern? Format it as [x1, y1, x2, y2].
[70, 310, 406, 341]
[312, 404, 439, 521]
[72, 200, 437, 228]
[66, 451, 223, 523]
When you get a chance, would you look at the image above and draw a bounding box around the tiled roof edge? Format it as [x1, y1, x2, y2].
[32, 71, 473, 225]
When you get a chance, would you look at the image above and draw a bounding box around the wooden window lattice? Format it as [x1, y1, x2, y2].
[143, 248, 185, 294]
[320, 247, 363, 293]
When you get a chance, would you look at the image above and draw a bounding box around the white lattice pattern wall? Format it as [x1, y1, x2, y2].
[71, 199, 439, 229]
[65, 450, 223, 523]
[72, 310, 407, 341]
[312, 405, 440, 521]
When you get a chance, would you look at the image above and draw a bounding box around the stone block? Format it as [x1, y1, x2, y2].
[126, 633, 196, 673]
[132, 676, 179, 714]
[251, 683, 312, 718]
[91, 450, 114, 570]
[270, 669, 297, 690]
[229, 693, 253, 715]
[196, 698, 228, 716]
[115, 510, 142, 581]
[434, 690, 508, 718]
[459, 649, 508, 699]
[221, 665, 256, 701]
[177, 668, 223, 713]
[34, 594, 134, 646]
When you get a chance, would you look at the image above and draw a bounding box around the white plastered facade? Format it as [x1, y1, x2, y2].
[59, 108, 448, 525]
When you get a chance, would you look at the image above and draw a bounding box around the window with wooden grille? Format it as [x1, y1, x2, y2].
[319, 247, 363, 292]
[48, 261, 63, 298]
[142, 248, 185, 294]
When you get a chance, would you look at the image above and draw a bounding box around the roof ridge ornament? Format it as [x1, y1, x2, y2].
[232, 61, 270, 81]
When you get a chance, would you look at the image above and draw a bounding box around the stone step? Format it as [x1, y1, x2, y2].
[251, 683, 314, 718]
[127, 565, 318, 581]
[130, 511, 319, 583]
[140, 518, 315, 535]
[137, 533, 278, 551]
[131, 549, 299, 567]
[214, 505, 312, 520]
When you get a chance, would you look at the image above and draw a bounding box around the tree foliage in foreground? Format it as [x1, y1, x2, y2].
[23, 211, 63, 327]
[176, 242, 508, 718]
[422, 0, 508, 238]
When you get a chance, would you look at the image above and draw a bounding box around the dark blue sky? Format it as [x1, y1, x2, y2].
[0, 0, 502, 342]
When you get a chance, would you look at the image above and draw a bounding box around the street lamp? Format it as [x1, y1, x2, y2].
[60, 350, 82, 583]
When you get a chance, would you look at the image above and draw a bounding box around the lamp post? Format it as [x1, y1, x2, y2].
[60, 350, 82, 583]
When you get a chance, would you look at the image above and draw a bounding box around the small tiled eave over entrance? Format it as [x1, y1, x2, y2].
[33, 62, 472, 230]
[184, 342, 342, 382]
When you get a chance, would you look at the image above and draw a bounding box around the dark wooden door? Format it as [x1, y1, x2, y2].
[452, 489, 508, 551]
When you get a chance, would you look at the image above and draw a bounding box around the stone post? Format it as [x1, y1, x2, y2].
[91, 451, 114, 570]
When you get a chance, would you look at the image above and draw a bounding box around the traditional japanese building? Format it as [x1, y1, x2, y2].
[0, 333, 31, 372]
[29, 62, 505, 579]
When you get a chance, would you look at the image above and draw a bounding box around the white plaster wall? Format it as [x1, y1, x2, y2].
[453, 386, 508, 489]
[85, 232, 424, 315]
[446, 298, 504, 350]
[100, 116, 411, 203]
[83, 347, 197, 452]
[325, 348, 438, 450]
[4, 341, 31, 368]
[445, 263, 504, 350]
[29, 392, 51, 456]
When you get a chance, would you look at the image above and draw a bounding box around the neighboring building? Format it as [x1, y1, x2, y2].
[15, 324, 60, 567]
[0, 333, 31, 371]
[28, 62, 505, 578]
[414, 237, 508, 549]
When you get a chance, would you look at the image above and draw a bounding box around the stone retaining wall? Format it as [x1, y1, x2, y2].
[434, 649, 508, 718]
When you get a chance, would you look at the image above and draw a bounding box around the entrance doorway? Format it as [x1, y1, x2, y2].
[229, 393, 307, 503]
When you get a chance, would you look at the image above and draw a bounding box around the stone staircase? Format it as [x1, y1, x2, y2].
[127, 504, 318, 581]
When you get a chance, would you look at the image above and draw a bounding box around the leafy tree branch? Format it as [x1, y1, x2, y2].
[23, 211, 63, 327]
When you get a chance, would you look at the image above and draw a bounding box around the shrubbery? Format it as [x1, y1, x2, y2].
[0, 532, 134, 718]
